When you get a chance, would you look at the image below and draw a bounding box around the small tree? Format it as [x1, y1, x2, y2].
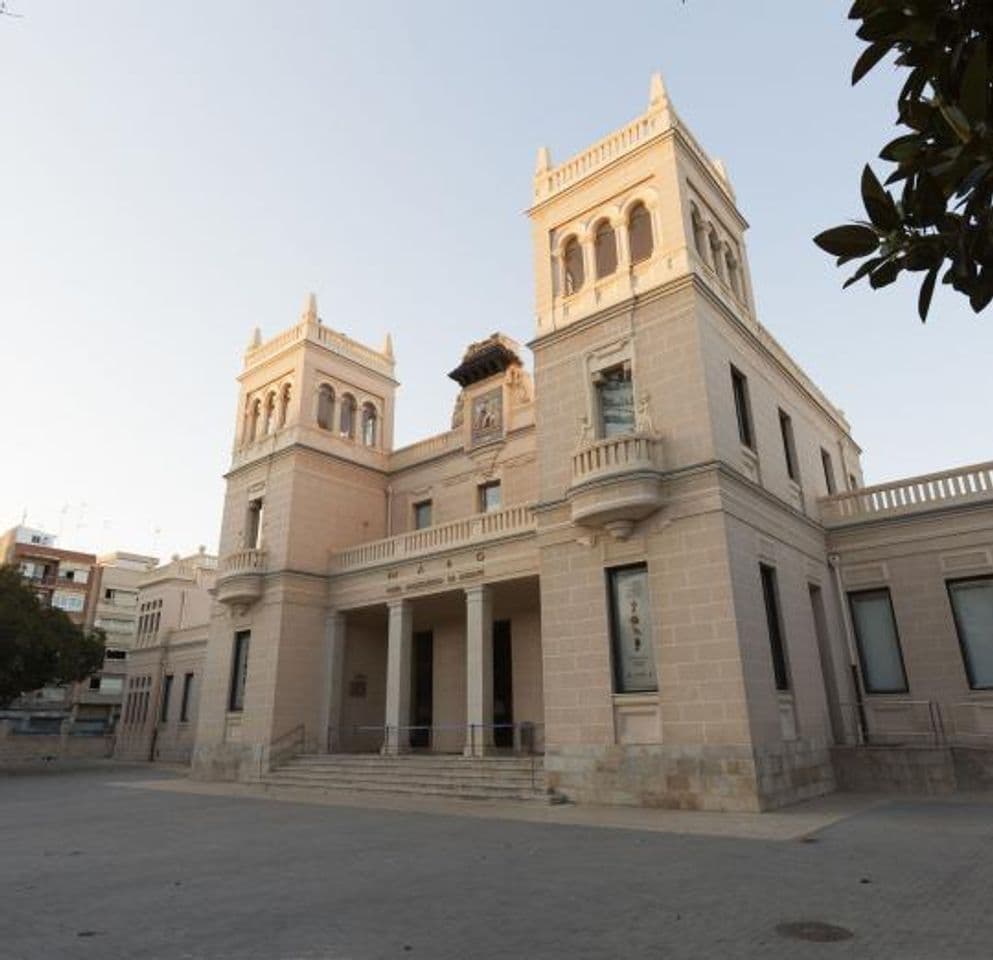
[814, 0, 993, 320]
[0, 566, 105, 708]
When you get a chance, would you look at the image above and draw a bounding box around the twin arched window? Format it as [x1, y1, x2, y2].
[339, 393, 357, 439]
[563, 237, 584, 295]
[560, 201, 654, 296]
[317, 384, 335, 431]
[263, 392, 276, 435]
[316, 384, 379, 446]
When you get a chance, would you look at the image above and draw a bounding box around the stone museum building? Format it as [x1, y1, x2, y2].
[182, 75, 992, 810]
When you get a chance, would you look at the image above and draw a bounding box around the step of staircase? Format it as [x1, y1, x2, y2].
[263, 753, 548, 803]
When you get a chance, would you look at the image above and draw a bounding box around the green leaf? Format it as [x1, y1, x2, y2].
[858, 11, 907, 42]
[916, 173, 947, 226]
[861, 164, 901, 230]
[843, 257, 884, 288]
[879, 133, 921, 163]
[852, 41, 893, 85]
[813, 224, 880, 257]
[918, 267, 938, 321]
[959, 41, 989, 124]
[869, 259, 901, 289]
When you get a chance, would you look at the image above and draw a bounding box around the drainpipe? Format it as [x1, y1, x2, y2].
[829, 554, 868, 745]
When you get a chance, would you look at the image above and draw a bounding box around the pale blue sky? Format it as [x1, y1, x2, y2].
[1, 1, 989, 559]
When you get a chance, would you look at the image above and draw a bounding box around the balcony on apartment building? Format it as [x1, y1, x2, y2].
[819, 461, 993, 528]
[567, 432, 664, 540]
[215, 548, 267, 607]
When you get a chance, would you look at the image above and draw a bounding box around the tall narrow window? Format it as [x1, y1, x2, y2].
[726, 250, 741, 296]
[180, 672, 194, 722]
[248, 399, 261, 442]
[848, 473, 859, 491]
[278, 384, 291, 428]
[340, 393, 356, 439]
[628, 202, 653, 263]
[595, 364, 634, 438]
[229, 630, 251, 712]
[849, 589, 909, 694]
[691, 205, 708, 261]
[478, 481, 501, 514]
[317, 384, 335, 430]
[778, 409, 799, 482]
[263, 392, 277, 435]
[413, 500, 433, 530]
[361, 402, 378, 447]
[730, 366, 754, 449]
[760, 564, 790, 691]
[710, 232, 725, 280]
[160, 674, 173, 722]
[594, 220, 617, 277]
[948, 577, 993, 690]
[607, 564, 658, 693]
[245, 497, 263, 550]
[562, 236, 584, 294]
[821, 448, 837, 495]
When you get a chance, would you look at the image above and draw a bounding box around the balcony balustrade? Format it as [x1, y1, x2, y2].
[567, 433, 663, 540]
[819, 461, 993, 528]
[215, 548, 267, 607]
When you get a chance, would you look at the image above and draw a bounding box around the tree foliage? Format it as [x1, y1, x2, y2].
[0, 565, 105, 708]
[815, 0, 993, 320]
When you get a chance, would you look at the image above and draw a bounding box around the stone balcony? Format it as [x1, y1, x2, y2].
[330, 504, 537, 574]
[215, 548, 267, 607]
[567, 433, 664, 540]
[819, 461, 993, 529]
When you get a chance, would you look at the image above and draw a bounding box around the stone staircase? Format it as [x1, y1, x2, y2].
[262, 753, 549, 802]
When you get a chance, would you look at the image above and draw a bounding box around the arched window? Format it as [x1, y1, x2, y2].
[340, 393, 356, 439]
[317, 384, 335, 430]
[278, 383, 291, 428]
[628, 202, 653, 264]
[361, 402, 378, 446]
[726, 249, 741, 297]
[710, 231, 725, 281]
[248, 398, 261, 443]
[691, 206, 708, 262]
[562, 236, 584, 295]
[594, 220, 617, 278]
[263, 392, 276, 435]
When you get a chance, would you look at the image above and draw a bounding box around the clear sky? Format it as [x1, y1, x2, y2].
[1, 1, 990, 560]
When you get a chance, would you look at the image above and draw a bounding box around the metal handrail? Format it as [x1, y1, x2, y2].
[267, 722, 306, 772]
[838, 698, 943, 747]
[327, 721, 545, 755]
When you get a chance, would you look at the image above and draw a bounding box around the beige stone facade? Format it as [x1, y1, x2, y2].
[188, 75, 993, 810]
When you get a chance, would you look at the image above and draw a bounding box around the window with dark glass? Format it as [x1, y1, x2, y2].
[848, 473, 858, 491]
[760, 564, 790, 691]
[340, 393, 357, 439]
[595, 364, 634, 438]
[947, 577, 993, 690]
[628, 202, 653, 263]
[229, 631, 251, 712]
[245, 498, 263, 550]
[821, 448, 837, 495]
[361, 403, 377, 447]
[730, 366, 754, 449]
[160, 674, 173, 722]
[778, 409, 799, 482]
[562, 236, 584, 294]
[413, 500, 433, 530]
[317, 384, 335, 430]
[180, 672, 194, 722]
[607, 564, 658, 693]
[594, 220, 617, 277]
[848, 589, 909, 694]
[478, 482, 501, 514]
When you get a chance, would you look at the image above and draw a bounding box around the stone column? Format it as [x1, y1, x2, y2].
[464, 584, 494, 757]
[319, 609, 346, 753]
[382, 598, 412, 754]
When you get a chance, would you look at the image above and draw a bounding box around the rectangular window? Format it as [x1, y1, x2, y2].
[160, 674, 173, 722]
[413, 500, 433, 530]
[594, 364, 634, 438]
[948, 577, 993, 690]
[730, 365, 754, 449]
[759, 564, 790, 691]
[821, 448, 837, 494]
[848, 589, 909, 694]
[245, 497, 264, 549]
[778, 409, 799, 482]
[229, 630, 251, 712]
[478, 481, 502, 514]
[607, 564, 658, 693]
[180, 672, 195, 721]
[848, 473, 858, 491]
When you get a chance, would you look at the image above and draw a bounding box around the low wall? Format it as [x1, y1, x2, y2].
[829, 745, 993, 794]
[0, 725, 114, 767]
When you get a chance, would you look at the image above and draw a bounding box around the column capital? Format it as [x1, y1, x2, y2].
[463, 583, 492, 602]
[387, 597, 410, 612]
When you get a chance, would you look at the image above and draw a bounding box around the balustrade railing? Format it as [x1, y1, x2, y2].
[331, 504, 537, 572]
[218, 547, 267, 577]
[820, 461, 993, 527]
[571, 434, 658, 486]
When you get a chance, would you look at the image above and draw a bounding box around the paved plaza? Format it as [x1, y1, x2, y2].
[2, 764, 992, 959]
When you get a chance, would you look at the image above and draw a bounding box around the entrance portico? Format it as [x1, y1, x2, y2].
[326, 577, 542, 757]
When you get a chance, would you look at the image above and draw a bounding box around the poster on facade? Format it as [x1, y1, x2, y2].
[609, 566, 658, 693]
[471, 388, 503, 445]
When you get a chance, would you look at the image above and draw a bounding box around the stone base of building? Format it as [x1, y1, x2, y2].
[544, 741, 835, 812]
[191, 743, 266, 783]
[831, 745, 993, 795]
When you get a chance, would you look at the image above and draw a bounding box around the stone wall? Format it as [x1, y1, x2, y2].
[0, 724, 114, 766]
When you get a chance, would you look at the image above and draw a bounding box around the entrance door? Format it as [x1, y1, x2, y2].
[493, 620, 513, 749]
[410, 631, 433, 749]
[809, 584, 845, 744]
